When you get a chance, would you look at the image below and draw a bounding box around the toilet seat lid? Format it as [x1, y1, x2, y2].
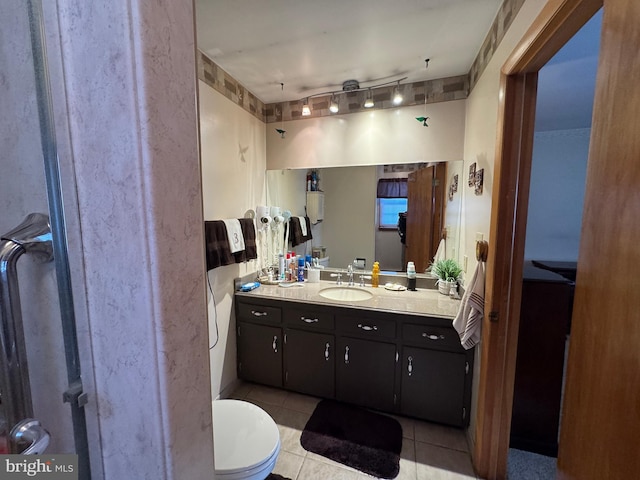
[213, 399, 280, 474]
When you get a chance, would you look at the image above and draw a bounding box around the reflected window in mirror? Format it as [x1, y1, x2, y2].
[378, 198, 407, 229]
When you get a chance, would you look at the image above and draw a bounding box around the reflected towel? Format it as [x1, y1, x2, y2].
[298, 216, 308, 236]
[453, 261, 484, 350]
[289, 216, 312, 247]
[222, 219, 245, 253]
[433, 238, 446, 264]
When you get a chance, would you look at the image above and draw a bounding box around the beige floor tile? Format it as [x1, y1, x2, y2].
[414, 421, 469, 452]
[272, 450, 305, 479]
[283, 391, 321, 414]
[390, 414, 416, 440]
[415, 442, 477, 480]
[244, 398, 283, 420]
[297, 457, 361, 480]
[246, 383, 289, 406]
[227, 380, 252, 399]
[272, 407, 311, 457]
[397, 438, 417, 480]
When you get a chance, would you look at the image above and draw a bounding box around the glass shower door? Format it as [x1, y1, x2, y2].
[0, 0, 91, 476]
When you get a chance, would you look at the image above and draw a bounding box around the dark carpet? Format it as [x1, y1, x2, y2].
[300, 399, 402, 479]
[266, 475, 291, 480]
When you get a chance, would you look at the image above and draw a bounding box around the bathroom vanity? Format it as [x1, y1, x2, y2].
[235, 281, 474, 427]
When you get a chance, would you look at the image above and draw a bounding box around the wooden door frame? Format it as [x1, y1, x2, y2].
[473, 0, 603, 478]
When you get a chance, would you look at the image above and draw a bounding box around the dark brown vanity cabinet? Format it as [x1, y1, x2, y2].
[284, 328, 335, 398]
[335, 313, 398, 411]
[236, 299, 283, 387]
[400, 321, 473, 426]
[336, 336, 396, 412]
[237, 322, 283, 388]
[401, 347, 467, 426]
[235, 294, 474, 428]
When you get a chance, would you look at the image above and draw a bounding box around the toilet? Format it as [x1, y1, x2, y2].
[213, 399, 281, 480]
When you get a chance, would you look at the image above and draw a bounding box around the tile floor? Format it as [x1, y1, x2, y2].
[228, 382, 480, 480]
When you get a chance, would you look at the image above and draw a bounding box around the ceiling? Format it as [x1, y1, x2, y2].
[195, 0, 503, 104]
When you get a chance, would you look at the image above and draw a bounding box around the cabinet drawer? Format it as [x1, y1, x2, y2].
[284, 308, 334, 330]
[337, 315, 396, 339]
[403, 324, 461, 350]
[237, 302, 282, 324]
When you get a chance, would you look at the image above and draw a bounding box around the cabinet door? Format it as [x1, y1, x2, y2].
[237, 322, 282, 388]
[284, 329, 334, 398]
[400, 346, 467, 426]
[336, 337, 396, 412]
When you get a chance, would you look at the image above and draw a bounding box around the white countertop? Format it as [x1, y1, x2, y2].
[236, 280, 461, 319]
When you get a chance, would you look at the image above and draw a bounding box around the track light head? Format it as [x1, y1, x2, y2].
[276, 128, 286, 138]
[329, 95, 339, 113]
[393, 81, 403, 105]
[364, 89, 374, 108]
[301, 99, 311, 116]
[416, 116, 430, 127]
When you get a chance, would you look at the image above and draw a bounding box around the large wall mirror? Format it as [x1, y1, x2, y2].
[266, 160, 463, 272]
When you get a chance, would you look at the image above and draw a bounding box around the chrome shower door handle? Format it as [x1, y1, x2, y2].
[10, 418, 50, 455]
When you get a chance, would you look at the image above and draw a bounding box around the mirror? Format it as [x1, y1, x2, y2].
[266, 161, 463, 272]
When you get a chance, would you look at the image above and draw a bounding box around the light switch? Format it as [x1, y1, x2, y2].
[475, 232, 484, 242]
[463, 255, 468, 272]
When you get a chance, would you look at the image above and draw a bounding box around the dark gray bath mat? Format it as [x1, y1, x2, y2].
[300, 399, 402, 479]
[266, 475, 291, 480]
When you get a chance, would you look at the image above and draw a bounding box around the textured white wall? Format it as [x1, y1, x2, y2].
[525, 129, 590, 261]
[462, 0, 547, 451]
[199, 82, 267, 399]
[321, 166, 377, 269]
[52, 1, 214, 478]
[266, 101, 466, 170]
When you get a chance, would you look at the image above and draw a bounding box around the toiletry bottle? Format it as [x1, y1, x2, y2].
[407, 261, 417, 291]
[297, 257, 305, 282]
[306, 171, 312, 191]
[289, 254, 297, 281]
[278, 253, 285, 280]
[371, 261, 380, 288]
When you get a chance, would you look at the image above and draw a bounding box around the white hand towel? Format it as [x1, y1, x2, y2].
[298, 216, 308, 236]
[222, 219, 245, 254]
[433, 238, 446, 263]
[453, 261, 485, 350]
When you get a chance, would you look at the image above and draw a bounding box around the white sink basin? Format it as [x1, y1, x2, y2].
[319, 287, 373, 302]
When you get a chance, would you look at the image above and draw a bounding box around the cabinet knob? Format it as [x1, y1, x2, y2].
[251, 310, 267, 317]
[344, 346, 350, 364]
[272, 335, 278, 353]
[408, 356, 413, 376]
[301, 316, 319, 323]
[325, 342, 330, 361]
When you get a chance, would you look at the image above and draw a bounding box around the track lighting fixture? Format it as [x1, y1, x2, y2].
[301, 98, 311, 116]
[392, 81, 403, 105]
[329, 95, 339, 113]
[416, 116, 430, 127]
[364, 89, 374, 108]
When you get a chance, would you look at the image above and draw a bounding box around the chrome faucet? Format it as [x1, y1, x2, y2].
[346, 264, 355, 286]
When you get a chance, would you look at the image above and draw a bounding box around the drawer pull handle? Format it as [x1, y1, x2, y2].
[344, 346, 350, 364]
[325, 342, 330, 361]
[272, 336, 278, 353]
[422, 333, 445, 340]
[408, 356, 413, 377]
[357, 323, 378, 331]
[301, 316, 319, 323]
[251, 310, 267, 317]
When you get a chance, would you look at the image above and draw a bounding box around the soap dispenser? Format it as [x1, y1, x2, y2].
[371, 261, 380, 288]
[407, 261, 417, 291]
